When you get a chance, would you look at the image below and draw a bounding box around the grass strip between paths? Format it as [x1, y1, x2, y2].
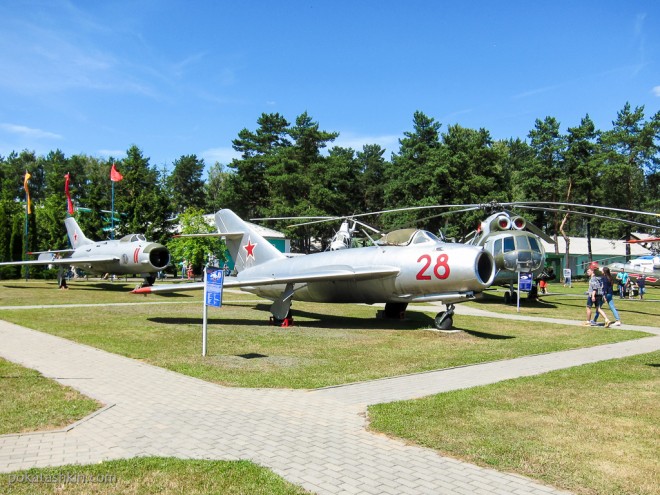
[369, 350, 660, 495]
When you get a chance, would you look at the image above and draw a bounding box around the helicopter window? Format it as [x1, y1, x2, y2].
[493, 239, 502, 255]
[503, 236, 515, 253]
[529, 237, 541, 252]
[516, 236, 530, 250]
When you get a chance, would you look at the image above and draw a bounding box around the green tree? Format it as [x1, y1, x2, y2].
[357, 144, 388, 214]
[0, 200, 21, 278]
[226, 113, 292, 218]
[384, 111, 442, 230]
[437, 125, 508, 238]
[600, 103, 660, 254]
[166, 208, 226, 276]
[525, 116, 566, 231]
[113, 146, 173, 243]
[204, 162, 231, 213]
[167, 154, 207, 215]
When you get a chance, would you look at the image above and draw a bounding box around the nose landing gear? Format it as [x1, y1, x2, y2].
[434, 304, 455, 331]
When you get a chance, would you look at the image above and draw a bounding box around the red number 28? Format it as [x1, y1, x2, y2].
[416, 254, 450, 280]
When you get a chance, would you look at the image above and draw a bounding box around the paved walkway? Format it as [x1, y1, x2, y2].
[1, 308, 659, 494]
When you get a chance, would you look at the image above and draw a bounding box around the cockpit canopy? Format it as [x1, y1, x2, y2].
[486, 234, 542, 255]
[119, 234, 147, 243]
[376, 229, 441, 246]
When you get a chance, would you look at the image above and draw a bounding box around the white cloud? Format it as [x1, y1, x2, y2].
[201, 147, 240, 165]
[97, 149, 126, 159]
[652, 86, 660, 97]
[0, 123, 61, 139]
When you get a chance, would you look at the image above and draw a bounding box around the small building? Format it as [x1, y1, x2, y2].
[540, 235, 651, 279]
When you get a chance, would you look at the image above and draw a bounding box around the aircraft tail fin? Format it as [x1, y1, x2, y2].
[64, 217, 94, 249]
[215, 209, 285, 272]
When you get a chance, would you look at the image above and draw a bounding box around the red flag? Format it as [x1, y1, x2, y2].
[64, 173, 74, 215]
[110, 163, 123, 182]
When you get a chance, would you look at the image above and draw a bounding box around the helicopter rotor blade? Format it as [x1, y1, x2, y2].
[510, 205, 659, 231]
[502, 201, 660, 220]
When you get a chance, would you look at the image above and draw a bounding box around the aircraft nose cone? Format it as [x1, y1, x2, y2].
[143, 243, 170, 270]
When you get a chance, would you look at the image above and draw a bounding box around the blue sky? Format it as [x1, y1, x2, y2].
[0, 0, 658, 174]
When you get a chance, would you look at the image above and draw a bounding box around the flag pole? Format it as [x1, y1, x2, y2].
[111, 179, 115, 240]
[23, 171, 30, 281]
[24, 200, 28, 281]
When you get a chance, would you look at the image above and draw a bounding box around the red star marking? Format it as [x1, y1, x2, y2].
[244, 237, 257, 260]
[74, 233, 78, 242]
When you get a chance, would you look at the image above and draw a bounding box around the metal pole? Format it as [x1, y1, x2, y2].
[111, 181, 115, 240]
[24, 203, 29, 282]
[516, 270, 521, 313]
[202, 265, 208, 356]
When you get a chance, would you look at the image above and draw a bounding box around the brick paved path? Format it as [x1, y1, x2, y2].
[1, 314, 659, 494]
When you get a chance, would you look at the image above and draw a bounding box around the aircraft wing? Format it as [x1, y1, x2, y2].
[133, 266, 400, 294]
[27, 249, 75, 255]
[0, 255, 119, 267]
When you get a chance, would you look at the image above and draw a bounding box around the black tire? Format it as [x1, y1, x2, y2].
[434, 312, 453, 330]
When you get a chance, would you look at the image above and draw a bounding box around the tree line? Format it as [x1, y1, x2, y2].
[0, 102, 658, 277]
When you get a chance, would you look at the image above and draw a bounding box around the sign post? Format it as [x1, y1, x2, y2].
[202, 266, 224, 357]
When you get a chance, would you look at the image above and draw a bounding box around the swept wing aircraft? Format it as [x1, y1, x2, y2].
[0, 217, 170, 287]
[133, 209, 496, 330]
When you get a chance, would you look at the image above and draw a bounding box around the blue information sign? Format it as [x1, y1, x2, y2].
[205, 267, 224, 307]
[519, 272, 533, 292]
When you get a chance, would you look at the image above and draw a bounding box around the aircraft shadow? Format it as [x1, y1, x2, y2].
[463, 329, 515, 340]
[149, 307, 436, 331]
[2, 282, 134, 293]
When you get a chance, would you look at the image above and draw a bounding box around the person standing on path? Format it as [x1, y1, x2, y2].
[594, 267, 621, 326]
[583, 267, 611, 327]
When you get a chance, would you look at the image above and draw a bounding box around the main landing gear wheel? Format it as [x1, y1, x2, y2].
[270, 311, 294, 327]
[383, 302, 408, 319]
[503, 290, 515, 304]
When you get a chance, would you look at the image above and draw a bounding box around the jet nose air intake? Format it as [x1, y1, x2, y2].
[144, 243, 170, 270]
[476, 250, 496, 286]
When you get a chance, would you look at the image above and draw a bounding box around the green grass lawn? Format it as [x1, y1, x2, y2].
[1, 457, 309, 494]
[0, 281, 652, 389]
[0, 358, 100, 435]
[369, 350, 660, 495]
[1, 280, 658, 494]
[466, 282, 660, 327]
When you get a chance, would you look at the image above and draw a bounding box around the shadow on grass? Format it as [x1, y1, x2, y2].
[476, 292, 558, 309]
[463, 329, 515, 340]
[148, 307, 437, 331]
[2, 282, 137, 293]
